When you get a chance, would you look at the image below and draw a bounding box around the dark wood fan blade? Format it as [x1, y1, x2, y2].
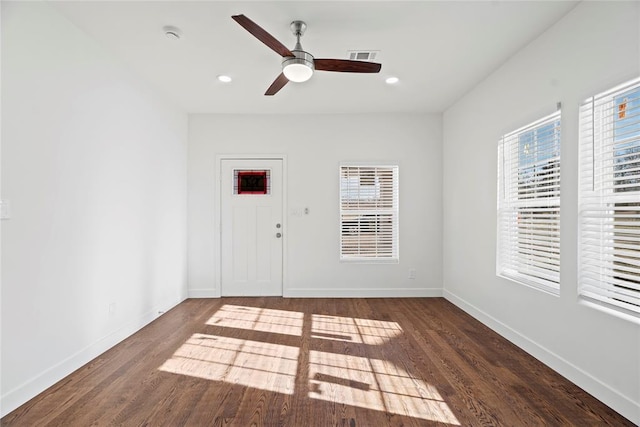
[314, 59, 382, 73]
[265, 73, 289, 96]
[232, 15, 294, 58]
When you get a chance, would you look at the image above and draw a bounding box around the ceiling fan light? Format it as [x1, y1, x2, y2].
[283, 63, 313, 82]
[282, 52, 315, 83]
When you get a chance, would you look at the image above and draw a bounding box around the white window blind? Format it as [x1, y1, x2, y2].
[579, 76, 640, 315]
[497, 111, 561, 292]
[340, 165, 399, 261]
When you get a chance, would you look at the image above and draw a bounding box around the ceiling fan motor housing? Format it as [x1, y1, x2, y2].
[282, 21, 314, 82]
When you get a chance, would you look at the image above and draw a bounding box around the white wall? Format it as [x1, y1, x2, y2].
[1, 2, 188, 415]
[189, 113, 442, 298]
[443, 1, 640, 423]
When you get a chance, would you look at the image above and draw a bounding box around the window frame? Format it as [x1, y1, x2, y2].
[339, 164, 399, 263]
[579, 76, 640, 316]
[497, 110, 562, 294]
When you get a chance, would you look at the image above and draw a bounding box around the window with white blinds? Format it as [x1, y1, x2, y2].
[340, 165, 399, 262]
[579, 76, 640, 315]
[497, 111, 561, 293]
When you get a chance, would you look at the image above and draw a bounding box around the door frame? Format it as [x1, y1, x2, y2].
[214, 154, 287, 297]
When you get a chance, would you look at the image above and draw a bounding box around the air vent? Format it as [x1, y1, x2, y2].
[347, 50, 379, 61]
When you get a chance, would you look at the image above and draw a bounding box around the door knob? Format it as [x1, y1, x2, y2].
[276, 233, 282, 238]
[276, 223, 281, 228]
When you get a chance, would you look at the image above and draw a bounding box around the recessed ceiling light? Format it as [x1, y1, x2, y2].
[163, 26, 182, 40]
[217, 75, 232, 83]
[385, 77, 399, 85]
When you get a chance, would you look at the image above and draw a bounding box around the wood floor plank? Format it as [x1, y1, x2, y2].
[430, 324, 556, 423]
[396, 299, 578, 425]
[1, 298, 634, 427]
[405, 298, 625, 426]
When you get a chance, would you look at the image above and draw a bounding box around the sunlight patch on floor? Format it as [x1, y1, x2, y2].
[165, 304, 458, 422]
[309, 350, 460, 425]
[311, 314, 403, 344]
[159, 333, 298, 394]
[206, 304, 304, 336]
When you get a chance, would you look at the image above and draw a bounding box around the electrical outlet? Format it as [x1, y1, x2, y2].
[408, 268, 416, 279]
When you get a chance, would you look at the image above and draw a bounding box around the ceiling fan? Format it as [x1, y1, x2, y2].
[231, 14, 382, 96]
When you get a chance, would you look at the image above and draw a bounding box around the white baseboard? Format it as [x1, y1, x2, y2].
[0, 297, 184, 418]
[187, 288, 218, 298]
[443, 289, 640, 425]
[284, 287, 443, 298]
[187, 288, 442, 298]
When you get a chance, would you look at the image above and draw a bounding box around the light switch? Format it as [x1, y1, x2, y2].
[0, 200, 10, 220]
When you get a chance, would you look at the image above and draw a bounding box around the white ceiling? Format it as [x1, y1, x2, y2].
[52, 1, 578, 114]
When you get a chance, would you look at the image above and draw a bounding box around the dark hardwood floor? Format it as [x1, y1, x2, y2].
[2, 298, 633, 426]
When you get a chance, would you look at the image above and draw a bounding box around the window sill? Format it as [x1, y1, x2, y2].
[579, 297, 640, 325]
[497, 272, 560, 296]
[340, 258, 399, 265]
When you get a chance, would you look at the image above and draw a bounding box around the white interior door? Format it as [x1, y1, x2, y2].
[221, 159, 283, 296]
